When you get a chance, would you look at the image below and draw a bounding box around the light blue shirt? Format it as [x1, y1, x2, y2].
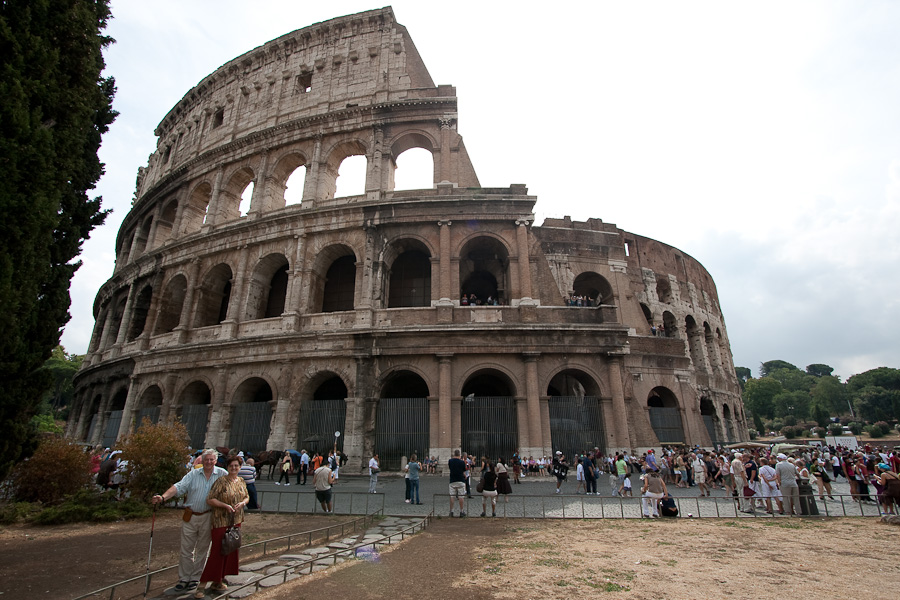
[173, 466, 227, 511]
[407, 461, 421, 481]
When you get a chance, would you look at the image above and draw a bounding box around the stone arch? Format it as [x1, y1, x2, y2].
[379, 368, 432, 398]
[385, 237, 432, 308]
[310, 244, 357, 313]
[322, 139, 368, 200]
[700, 396, 721, 446]
[117, 228, 136, 264]
[458, 235, 511, 305]
[181, 181, 212, 234]
[390, 131, 437, 191]
[193, 262, 233, 328]
[375, 368, 431, 470]
[662, 310, 678, 338]
[704, 321, 720, 369]
[572, 271, 614, 305]
[460, 368, 518, 461]
[546, 369, 606, 457]
[154, 274, 187, 334]
[154, 198, 179, 246]
[218, 166, 255, 222]
[722, 403, 735, 442]
[685, 315, 705, 369]
[89, 306, 109, 352]
[176, 380, 212, 449]
[298, 372, 348, 455]
[105, 289, 129, 348]
[135, 384, 163, 429]
[229, 376, 274, 454]
[647, 386, 685, 444]
[126, 284, 154, 342]
[244, 253, 290, 320]
[130, 215, 154, 258]
[656, 277, 673, 303]
[101, 388, 129, 448]
[270, 151, 308, 208]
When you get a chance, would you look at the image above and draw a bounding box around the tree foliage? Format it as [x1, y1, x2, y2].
[0, 0, 115, 480]
[760, 360, 798, 378]
[120, 420, 191, 501]
[8, 436, 92, 504]
[806, 363, 834, 377]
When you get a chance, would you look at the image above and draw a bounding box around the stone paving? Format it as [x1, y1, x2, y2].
[151, 517, 423, 599]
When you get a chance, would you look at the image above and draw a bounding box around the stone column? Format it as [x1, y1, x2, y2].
[283, 233, 305, 330]
[436, 354, 453, 460]
[437, 220, 452, 303]
[205, 166, 225, 228]
[176, 259, 202, 343]
[515, 219, 534, 302]
[113, 283, 139, 347]
[267, 360, 293, 449]
[115, 375, 141, 441]
[206, 365, 229, 448]
[222, 247, 250, 337]
[303, 134, 322, 205]
[606, 353, 632, 453]
[438, 117, 452, 183]
[248, 151, 269, 218]
[523, 353, 543, 454]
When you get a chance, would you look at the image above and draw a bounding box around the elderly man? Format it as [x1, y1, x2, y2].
[775, 453, 800, 516]
[151, 448, 227, 595]
[731, 452, 751, 512]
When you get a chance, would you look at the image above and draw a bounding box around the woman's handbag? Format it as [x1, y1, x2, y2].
[476, 476, 484, 493]
[221, 513, 242, 556]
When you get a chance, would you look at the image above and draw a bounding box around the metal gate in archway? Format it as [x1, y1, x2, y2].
[461, 396, 518, 461]
[229, 402, 272, 454]
[549, 396, 605, 459]
[101, 410, 123, 448]
[649, 407, 685, 444]
[180, 404, 209, 450]
[135, 406, 161, 431]
[297, 399, 346, 456]
[703, 415, 722, 447]
[375, 397, 429, 471]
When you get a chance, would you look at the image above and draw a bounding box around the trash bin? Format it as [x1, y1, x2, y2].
[798, 479, 819, 515]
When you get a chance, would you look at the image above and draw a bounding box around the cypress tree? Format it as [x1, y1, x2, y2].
[0, 0, 116, 479]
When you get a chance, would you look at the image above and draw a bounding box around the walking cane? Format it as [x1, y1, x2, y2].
[144, 502, 157, 598]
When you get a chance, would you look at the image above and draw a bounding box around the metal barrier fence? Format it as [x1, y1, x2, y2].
[71, 510, 383, 600]
[256, 490, 385, 515]
[433, 492, 890, 519]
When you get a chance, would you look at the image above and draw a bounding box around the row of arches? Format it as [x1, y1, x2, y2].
[639, 304, 732, 373]
[119, 136, 438, 266]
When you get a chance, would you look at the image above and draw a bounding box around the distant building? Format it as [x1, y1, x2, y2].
[68, 8, 744, 470]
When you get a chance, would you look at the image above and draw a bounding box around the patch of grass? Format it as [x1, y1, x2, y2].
[517, 540, 551, 550]
[554, 580, 571, 587]
[656, 540, 674, 546]
[484, 566, 501, 575]
[478, 551, 502, 564]
[761, 520, 804, 529]
[665, 559, 678, 566]
[599, 568, 635, 582]
[537, 558, 570, 568]
[723, 521, 750, 528]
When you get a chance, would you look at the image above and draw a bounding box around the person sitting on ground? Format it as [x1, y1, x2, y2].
[659, 492, 678, 517]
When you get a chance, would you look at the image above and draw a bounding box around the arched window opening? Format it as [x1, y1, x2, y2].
[685, 315, 705, 370]
[572, 272, 613, 306]
[155, 199, 178, 245]
[394, 147, 434, 191]
[700, 397, 721, 446]
[239, 181, 254, 217]
[647, 387, 685, 444]
[229, 378, 273, 454]
[716, 328, 732, 371]
[704, 322, 721, 370]
[84, 394, 102, 441]
[118, 229, 136, 264]
[460, 370, 517, 461]
[722, 403, 735, 442]
[178, 381, 211, 450]
[376, 371, 430, 470]
[131, 216, 153, 258]
[656, 277, 673, 303]
[245, 254, 290, 320]
[182, 183, 212, 233]
[640, 303, 653, 327]
[126, 284, 153, 342]
[284, 165, 306, 206]
[89, 308, 108, 352]
[547, 370, 605, 458]
[662, 311, 677, 338]
[334, 155, 366, 198]
[135, 386, 163, 430]
[194, 263, 233, 328]
[388, 249, 431, 308]
[154, 275, 187, 334]
[299, 376, 347, 456]
[322, 255, 356, 312]
[101, 389, 128, 448]
[459, 237, 509, 305]
[106, 291, 128, 347]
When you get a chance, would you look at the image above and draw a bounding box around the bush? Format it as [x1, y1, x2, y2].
[30, 488, 149, 525]
[783, 415, 797, 427]
[828, 423, 843, 436]
[749, 429, 758, 440]
[874, 421, 890, 432]
[8, 436, 92, 504]
[813, 427, 827, 438]
[120, 420, 191, 500]
[0, 502, 42, 525]
[781, 426, 798, 439]
[865, 424, 885, 439]
[848, 422, 863, 435]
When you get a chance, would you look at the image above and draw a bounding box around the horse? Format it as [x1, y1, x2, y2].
[254, 450, 284, 480]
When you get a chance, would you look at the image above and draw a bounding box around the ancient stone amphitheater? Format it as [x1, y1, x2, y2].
[67, 7, 744, 470]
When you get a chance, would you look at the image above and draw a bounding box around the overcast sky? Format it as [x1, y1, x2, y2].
[62, 1, 900, 381]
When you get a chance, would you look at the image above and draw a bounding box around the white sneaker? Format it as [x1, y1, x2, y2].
[275, 482, 281, 485]
[284, 483, 290, 486]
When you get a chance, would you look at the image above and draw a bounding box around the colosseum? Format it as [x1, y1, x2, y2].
[67, 7, 745, 471]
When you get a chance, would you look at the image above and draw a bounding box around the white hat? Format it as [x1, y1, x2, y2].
[555, 450, 563, 455]
[237, 451, 244, 457]
[777, 453, 788, 460]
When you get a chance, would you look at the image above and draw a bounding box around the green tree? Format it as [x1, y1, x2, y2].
[41, 345, 83, 411]
[0, 0, 115, 480]
[735, 366, 752, 391]
[743, 377, 783, 420]
[773, 390, 811, 419]
[846, 367, 900, 393]
[852, 385, 900, 423]
[768, 368, 814, 393]
[805, 363, 834, 377]
[760, 360, 799, 378]
[811, 375, 848, 415]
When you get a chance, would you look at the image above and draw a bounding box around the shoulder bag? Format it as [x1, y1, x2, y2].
[221, 512, 242, 556]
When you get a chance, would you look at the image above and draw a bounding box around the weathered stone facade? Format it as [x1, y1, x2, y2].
[67, 8, 744, 471]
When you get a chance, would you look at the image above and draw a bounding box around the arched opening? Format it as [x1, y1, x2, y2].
[117, 229, 135, 265]
[387, 241, 431, 308]
[459, 236, 510, 305]
[704, 322, 720, 370]
[219, 167, 255, 222]
[239, 181, 254, 217]
[572, 271, 613, 305]
[154, 275, 187, 334]
[244, 254, 290, 320]
[88, 308, 108, 352]
[656, 277, 673, 303]
[284, 165, 307, 206]
[640, 303, 653, 327]
[334, 155, 366, 198]
[662, 311, 677, 338]
[193, 263, 233, 328]
[298, 375, 347, 456]
[322, 255, 356, 313]
[154, 199, 178, 245]
[647, 387, 685, 444]
[130, 216, 153, 258]
[182, 182, 211, 233]
[106, 291, 128, 347]
[126, 284, 153, 342]
[700, 396, 721, 447]
[101, 389, 128, 448]
[229, 378, 273, 454]
[722, 403, 735, 443]
[376, 371, 431, 470]
[135, 385, 163, 430]
[547, 370, 605, 457]
[84, 394, 102, 441]
[394, 147, 434, 191]
[460, 370, 517, 461]
[716, 328, 732, 371]
[177, 381, 211, 450]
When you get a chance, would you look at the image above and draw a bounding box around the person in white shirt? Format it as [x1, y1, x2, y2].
[368, 454, 379, 493]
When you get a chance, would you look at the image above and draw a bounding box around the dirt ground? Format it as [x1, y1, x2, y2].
[2, 511, 899, 599]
